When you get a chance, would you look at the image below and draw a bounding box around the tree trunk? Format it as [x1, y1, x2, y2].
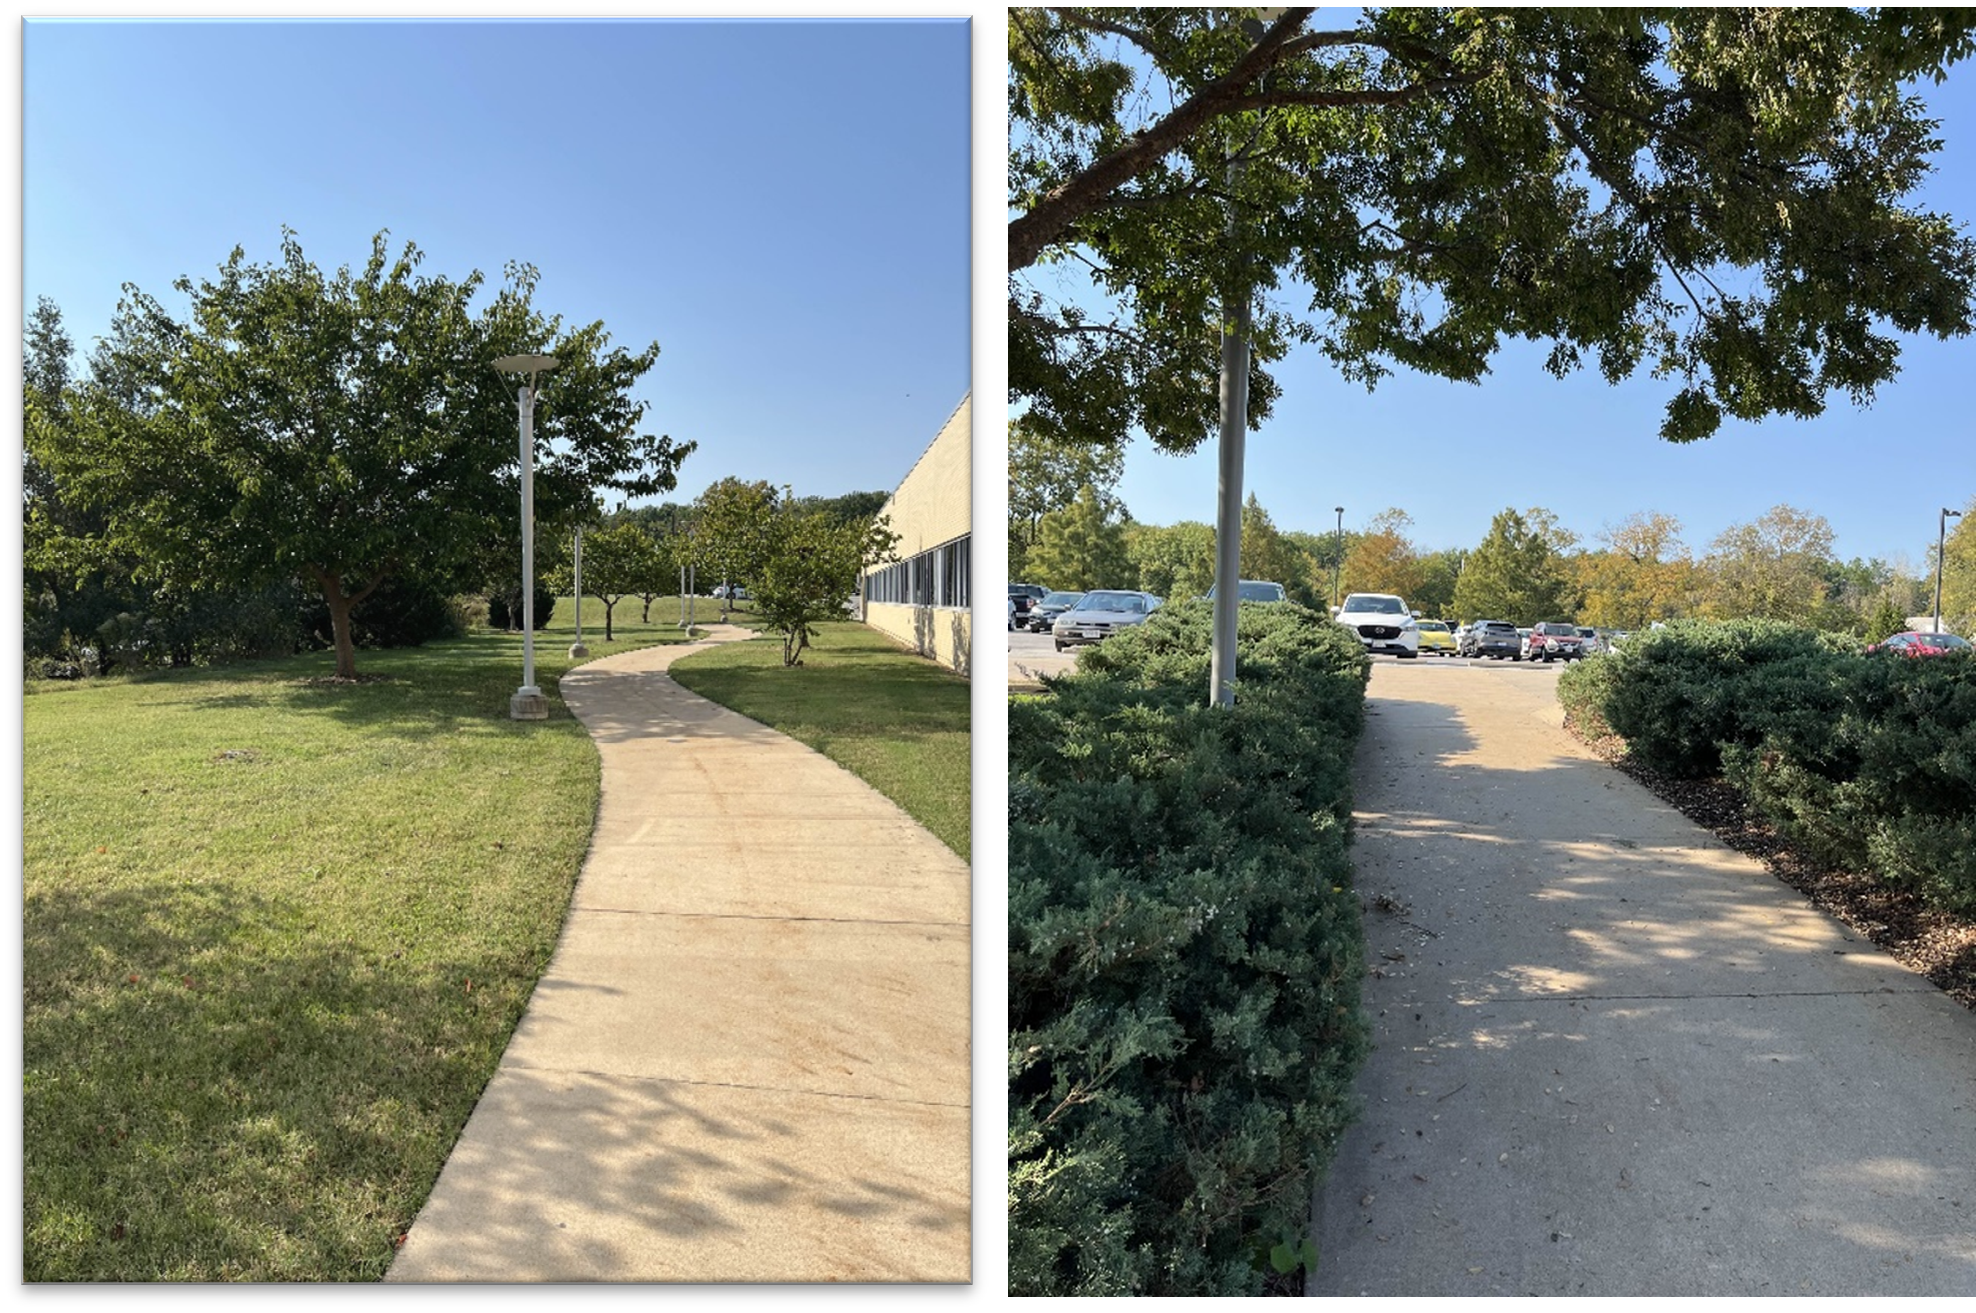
[310, 567, 384, 680]
[603, 598, 617, 642]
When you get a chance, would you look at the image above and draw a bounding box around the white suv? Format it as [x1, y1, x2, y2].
[1334, 592, 1420, 658]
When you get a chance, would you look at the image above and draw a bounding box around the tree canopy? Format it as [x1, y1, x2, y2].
[1451, 507, 1575, 624]
[1026, 484, 1133, 592]
[36, 230, 693, 678]
[1010, 7, 1976, 450]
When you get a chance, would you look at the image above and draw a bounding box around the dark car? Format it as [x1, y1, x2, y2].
[1462, 620, 1522, 659]
[1867, 630, 1972, 656]
[1009, 582, 1048, 630]
[1026, 590, 1085, 632]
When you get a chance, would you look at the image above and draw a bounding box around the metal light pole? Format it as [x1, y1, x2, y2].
[1206, 11, 1283, 708]
[494, 353, 559, 720]
[1936, 507, 1963, 634]
[1333, 506, 1345, 610]
[568, 525, 588, 659]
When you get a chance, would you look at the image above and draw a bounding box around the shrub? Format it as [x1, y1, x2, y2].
[1556, 653, 1618, 740]
[1569, 619, 1976, 916]
[485, 578, 557, 632]
[1722, 651, 1976, 914]
[1009, 600, 1373, 1295]
[301, 575, 465, 651]
[1597, 618, 1860, 777]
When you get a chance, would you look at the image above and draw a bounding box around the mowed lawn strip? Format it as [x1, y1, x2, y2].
[23, 626, 693, 1281]
[667, 621, 971, 858]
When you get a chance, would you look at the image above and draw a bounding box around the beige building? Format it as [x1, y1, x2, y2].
[862, 394, 971, 675]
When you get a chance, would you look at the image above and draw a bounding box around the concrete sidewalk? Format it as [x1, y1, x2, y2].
[1310, 661, 1976, 1296]
[387, 627, 970, 1283]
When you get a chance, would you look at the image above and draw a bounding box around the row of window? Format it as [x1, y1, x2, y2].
[864, 534, 970, 609]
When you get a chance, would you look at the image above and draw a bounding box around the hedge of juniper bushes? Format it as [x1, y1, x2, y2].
[1558, 618, 1976, 916]
[1008, 599, 1373, 1295]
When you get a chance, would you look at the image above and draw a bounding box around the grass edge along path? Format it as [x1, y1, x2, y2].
[667, 621, 971, 859]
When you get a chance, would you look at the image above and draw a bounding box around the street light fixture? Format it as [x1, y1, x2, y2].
[494, 353, 560, 720]
[1936, 506, 1963, 635]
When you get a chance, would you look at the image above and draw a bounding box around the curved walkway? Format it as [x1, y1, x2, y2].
[387, 627, 970, 1283]
[1310, 659, 1976, 1297]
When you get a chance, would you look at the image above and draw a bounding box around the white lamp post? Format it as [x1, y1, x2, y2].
[495, 353, 560, 720]
[569, 524, 589, 659]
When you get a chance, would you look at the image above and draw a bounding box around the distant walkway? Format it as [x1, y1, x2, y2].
[387, 626, 970, 1283]
[1310, 660, 1976, 1296]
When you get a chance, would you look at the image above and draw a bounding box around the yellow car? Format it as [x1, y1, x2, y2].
[1415, 619, 1457, 655]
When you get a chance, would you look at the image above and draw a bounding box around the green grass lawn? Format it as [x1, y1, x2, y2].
[22, 623, 694, 1281]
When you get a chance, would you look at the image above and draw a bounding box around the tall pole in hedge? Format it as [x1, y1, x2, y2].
[1207, 12, 1282, 709]
[1333, 506, 1344, 610]
[1937, 507, 1962, 634]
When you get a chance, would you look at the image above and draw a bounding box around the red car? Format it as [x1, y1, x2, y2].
[1526, 621, 1587, 662]
[1867, 630, 1972, 656]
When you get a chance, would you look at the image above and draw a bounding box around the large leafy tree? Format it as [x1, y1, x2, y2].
[40, 231, 692, 679]
[1452, 507, 1575, 625]
[1009, 418, 1127, 576]
[1574, 510, 1699, 629]
[1125, 519, 1217, 600]
[1338, 507, 1427, 602]
[1010, 7, 1976, 450]
[1702, 503, 1838, 623]
[692, 477, 780, 620]
[754, 506, 898, 668]
[1026, 484, 1133, 592]
[1237, 493, 1311, 599]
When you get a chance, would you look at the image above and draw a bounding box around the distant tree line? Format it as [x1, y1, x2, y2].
[1011, 422, 1972, 636]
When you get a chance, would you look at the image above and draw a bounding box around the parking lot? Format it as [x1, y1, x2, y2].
[1007, 625, 1577, 690]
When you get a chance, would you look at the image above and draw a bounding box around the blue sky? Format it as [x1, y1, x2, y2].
[23, 15, 971, 509]
[1025, 41, 1976, 572]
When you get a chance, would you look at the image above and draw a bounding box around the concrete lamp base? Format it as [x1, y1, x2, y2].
[568, 642, 589, 659]
[509, 688, 550, 721]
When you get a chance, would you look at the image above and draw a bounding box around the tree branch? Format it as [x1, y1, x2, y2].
[1010, 7, 1318, 271]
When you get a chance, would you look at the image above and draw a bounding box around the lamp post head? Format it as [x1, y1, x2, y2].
[493, 354, 561, 389]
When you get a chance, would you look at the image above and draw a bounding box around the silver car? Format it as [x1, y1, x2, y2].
[1053, 589, 1162, 651]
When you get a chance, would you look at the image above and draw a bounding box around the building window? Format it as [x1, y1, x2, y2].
[865, 533, 969, 609]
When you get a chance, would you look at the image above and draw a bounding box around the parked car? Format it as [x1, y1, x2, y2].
[1053, 589, 1162, 651]
[1461, 620, 1522, 659]
[1003, 581, 1051, 628]
[1575, 626, 1605, 655]
[1526, 621, 1589, 662]
[1867, 630, 1972, 656]
[1335, 592, 1420, 658]
[1026, 590, 1085, 632]
[1205, 579, 1289, 604]
[1415, 619, 1457, 655]
[1516, 627, 1534, 657]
